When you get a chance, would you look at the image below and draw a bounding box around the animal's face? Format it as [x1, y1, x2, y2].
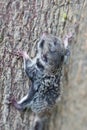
[37, 33, 66, 71]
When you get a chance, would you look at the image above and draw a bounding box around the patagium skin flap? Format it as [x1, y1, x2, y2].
[10, 33, 70, 115]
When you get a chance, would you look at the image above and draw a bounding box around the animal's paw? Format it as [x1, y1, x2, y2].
[63, 32, 73, 48]
[8, 95, 23, 110]
[16, 50, 29, 59]
[7, 95, 17, 105]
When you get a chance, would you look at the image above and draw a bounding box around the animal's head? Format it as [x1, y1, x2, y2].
[37, 33, 70, 73]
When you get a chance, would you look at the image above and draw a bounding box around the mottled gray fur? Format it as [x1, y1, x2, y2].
[12, 33, 70, 116]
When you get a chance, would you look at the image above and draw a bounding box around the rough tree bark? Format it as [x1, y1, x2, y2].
[0, 0, 87, 130]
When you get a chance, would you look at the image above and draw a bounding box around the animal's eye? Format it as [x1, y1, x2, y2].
[43, 54, 48, 62]
[54, 41, 57, 46]
[39, 40, 45, 48]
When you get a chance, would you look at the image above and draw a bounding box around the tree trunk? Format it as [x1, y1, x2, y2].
[0, 0, 87, 130]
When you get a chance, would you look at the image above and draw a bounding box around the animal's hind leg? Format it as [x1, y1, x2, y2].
[9, 94, 29, 111]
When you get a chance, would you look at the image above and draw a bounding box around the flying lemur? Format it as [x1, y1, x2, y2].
[10, 33, 71, 116]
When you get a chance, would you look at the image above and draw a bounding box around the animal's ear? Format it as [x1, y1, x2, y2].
[61, 55, 64, 62]
[39, 40, 45, 48]
[37, 39, 45, 53]
[63, 48, 70, 64]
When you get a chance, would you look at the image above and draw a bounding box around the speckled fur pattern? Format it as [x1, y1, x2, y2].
[12, 33, 70, 116]
[27, 65, 62, 114]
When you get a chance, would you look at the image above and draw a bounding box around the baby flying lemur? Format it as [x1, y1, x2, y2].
[10, 33, 71, 116]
